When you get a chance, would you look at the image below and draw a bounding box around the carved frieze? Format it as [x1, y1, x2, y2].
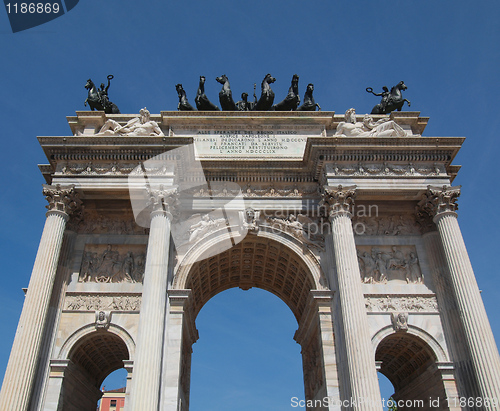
[68, 209, 148, 234]
[79, 244, 147, 283]
[56, 162, 138, 176]
[365, 295, 438, 312]
[65, 294, 142, 311]
[188, 183, 319, 198]
[353, 214, 421, 236]
[357, 245, 423, 284]
[327, 162, 444, 177]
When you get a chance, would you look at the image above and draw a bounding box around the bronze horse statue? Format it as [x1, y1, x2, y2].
[195, 76, 219, 111]
[176, 84, 195, 111]
[254, 73, 276, 111]
[368, 81, 411, 114]
[216, 74, 237, 111]
[272, 74, 300, 111]
[84, 76, 120, 114]
[297, 83, 321, 111]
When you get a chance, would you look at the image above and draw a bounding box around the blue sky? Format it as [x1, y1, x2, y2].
[1, 0, 500, 409]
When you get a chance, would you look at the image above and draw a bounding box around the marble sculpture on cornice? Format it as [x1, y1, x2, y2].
[335, 108, 408, 137]
[96, 107, 164, 136]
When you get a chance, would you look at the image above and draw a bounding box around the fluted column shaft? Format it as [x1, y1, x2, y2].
[0, 185, 79, 411]
[423, 231, 480, 400]
[434, 211, 500, 404]
[324, 186, 382, 411]
[129, 187, 177, 411]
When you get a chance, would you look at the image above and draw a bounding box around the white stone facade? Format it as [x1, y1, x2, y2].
[1, 110, 499, 410]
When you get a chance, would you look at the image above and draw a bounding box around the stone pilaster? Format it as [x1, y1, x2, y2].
[322, 185, 382, 411]
[128, 187, 178, 411]
[420, 185, 500, 406]
[0, 185, 81, 411]
[294, 290, 341, 409]
[160, 289, 195, 411]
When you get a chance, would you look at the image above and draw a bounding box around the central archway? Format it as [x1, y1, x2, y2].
[189, 287, 304, 409]
[165, 231, 337, 410]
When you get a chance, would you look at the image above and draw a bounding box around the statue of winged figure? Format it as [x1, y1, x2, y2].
[188, 214, 226, 243]
[267, 213, 324, 251]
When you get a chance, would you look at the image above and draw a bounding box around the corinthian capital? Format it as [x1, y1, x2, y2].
[43, 184, 82, 216]
[416, 185, 461, 222]
[321, 185, 356, 218]
[147, 185, 179, 218]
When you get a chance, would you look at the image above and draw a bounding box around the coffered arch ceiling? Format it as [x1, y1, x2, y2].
[184, 236, 320, 322]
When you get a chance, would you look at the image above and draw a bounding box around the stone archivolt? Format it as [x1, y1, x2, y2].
[353, 214, 421, 236]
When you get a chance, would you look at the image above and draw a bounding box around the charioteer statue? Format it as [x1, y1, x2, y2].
[367, 81, 410, 114]
[84, 75, 120, 114]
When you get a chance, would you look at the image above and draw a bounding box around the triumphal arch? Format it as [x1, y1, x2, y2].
[1, 107, 500, 410]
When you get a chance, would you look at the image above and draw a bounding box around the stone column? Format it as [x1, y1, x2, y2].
[129, 187, 178, 411]
[322, 185, 382, 411]
[419, 185, 500, 405]
[422, 231, 480, 399]
[0, 185, 81, 411]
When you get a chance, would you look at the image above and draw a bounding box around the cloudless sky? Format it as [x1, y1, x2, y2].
[1, 1, 500, 410]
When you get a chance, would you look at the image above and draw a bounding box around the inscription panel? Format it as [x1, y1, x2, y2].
[171, 125, 322, 159]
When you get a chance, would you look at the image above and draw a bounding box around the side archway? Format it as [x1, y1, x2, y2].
[52, 325, 133, 411]
[374, 327, 456, 410]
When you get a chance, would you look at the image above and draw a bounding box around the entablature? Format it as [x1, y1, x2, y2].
[40, 111, 463, 203]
